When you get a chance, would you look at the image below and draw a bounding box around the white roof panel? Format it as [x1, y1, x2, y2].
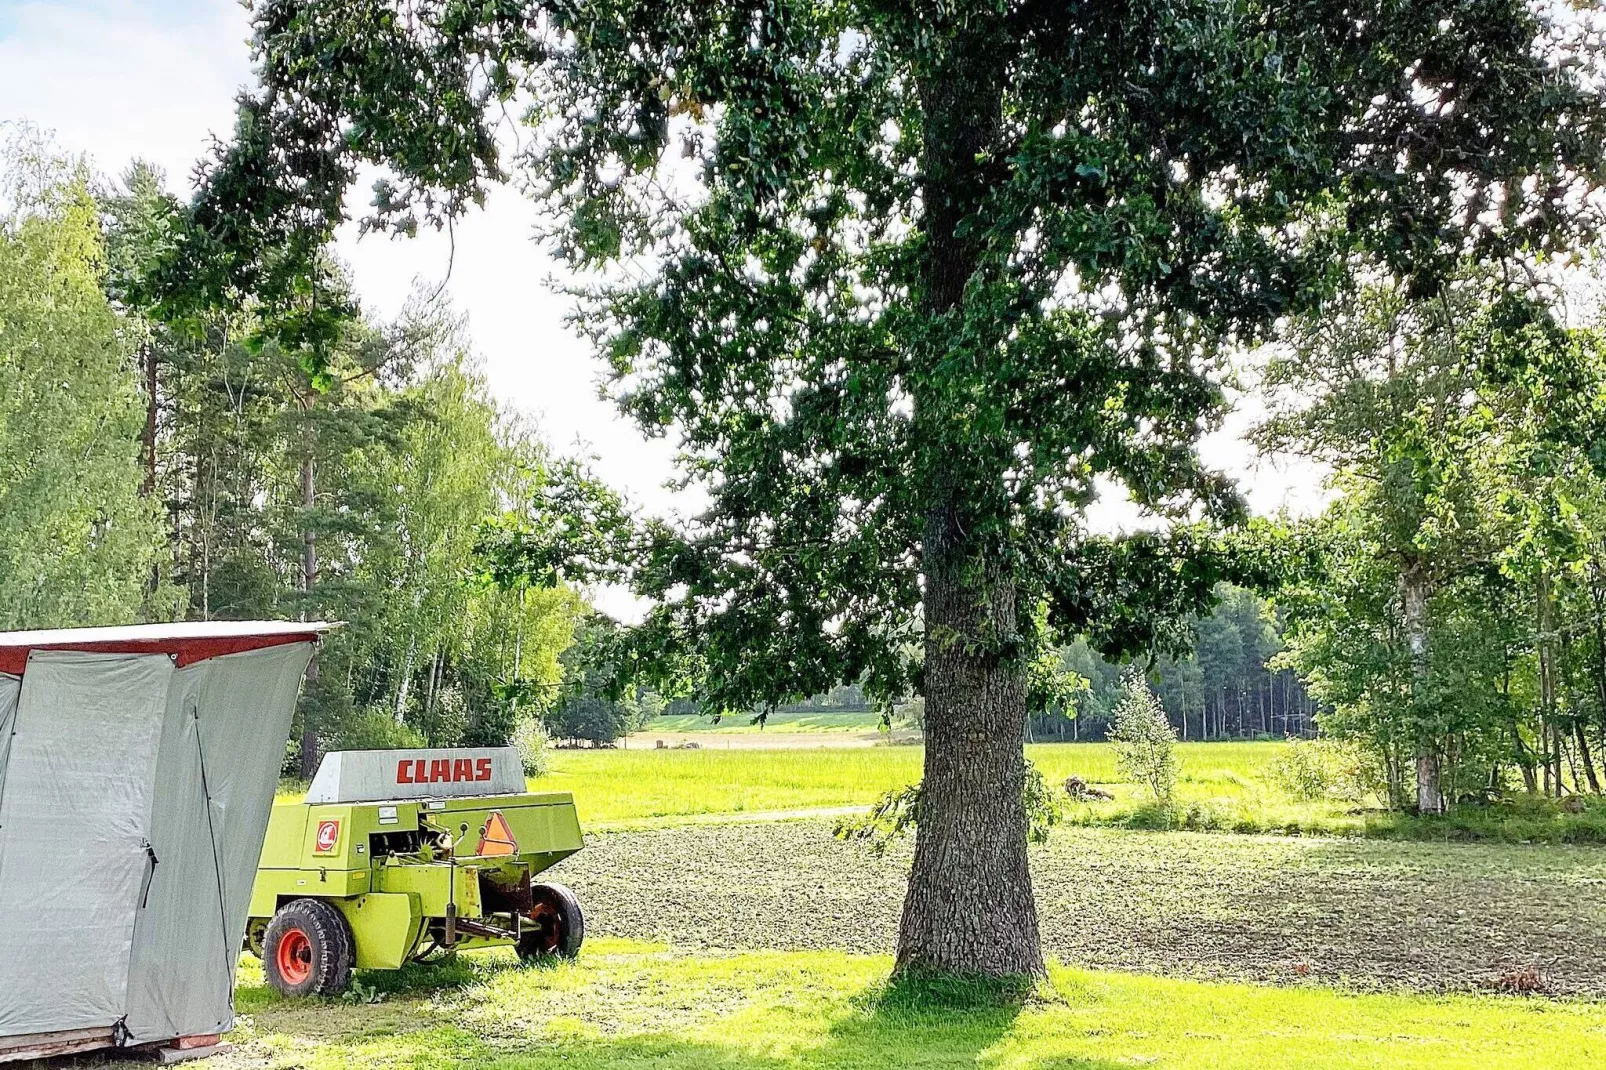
[0, 620, 339, 647]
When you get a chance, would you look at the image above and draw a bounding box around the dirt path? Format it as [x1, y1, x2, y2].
[621, 730, 920, 750]
[551, 820, 1606, 996]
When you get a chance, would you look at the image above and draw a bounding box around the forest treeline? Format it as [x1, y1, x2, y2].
[0, 131, 610, 774]
[10, 124, 1606, 813]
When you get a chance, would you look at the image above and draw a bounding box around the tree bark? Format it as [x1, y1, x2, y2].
[298, 438, 320, 780]
[141, 342, 158, 497]
[138, 342, 162, 598]
[899, 507, 1043, 977]
[895, 37, 1043, 978]
[1401, 566, 1442, 813]
[1577, 721, 1603, 794]
[1537, 568, 1561, 796]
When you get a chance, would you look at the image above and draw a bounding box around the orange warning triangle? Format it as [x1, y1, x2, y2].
[476, 811, 518, 857]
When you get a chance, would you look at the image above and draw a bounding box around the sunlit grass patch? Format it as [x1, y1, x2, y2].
[222, 940, 1606, 1070]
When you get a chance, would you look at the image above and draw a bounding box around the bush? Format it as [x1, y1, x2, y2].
[513, 716, 551, 777]
[1108, 672, 1178, 805]
[1273, 738, 1385, 803]
[330, 707, 427, 752]
[546, 694, 630, 745]
[1273, 737, 1334, 801]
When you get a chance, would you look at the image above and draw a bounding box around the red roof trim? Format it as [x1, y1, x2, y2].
[0, 633, 317, 675]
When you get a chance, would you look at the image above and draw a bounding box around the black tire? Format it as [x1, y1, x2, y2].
[263, 898, 355, 997]
[517, 882, 584, 961]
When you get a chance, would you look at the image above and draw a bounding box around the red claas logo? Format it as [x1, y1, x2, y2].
[395, 756, 494, 786]
[314, 819, 340, 854]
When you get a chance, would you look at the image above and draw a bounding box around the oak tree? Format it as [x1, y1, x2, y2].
[183, 0, 1606, 976]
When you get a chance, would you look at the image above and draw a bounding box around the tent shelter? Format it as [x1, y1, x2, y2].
[0, 621, 333, 1062]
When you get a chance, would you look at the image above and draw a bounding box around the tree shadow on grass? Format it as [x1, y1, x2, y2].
[495, 972, 1127, 1069]
[234, 966, 1127, 1070]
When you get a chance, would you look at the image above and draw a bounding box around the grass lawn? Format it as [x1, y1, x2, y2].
[280, 740, 1606, 841]
[223, 939, 1606, 1070]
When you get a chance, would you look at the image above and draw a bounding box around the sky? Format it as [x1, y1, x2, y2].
[0, 0, 1327, 586]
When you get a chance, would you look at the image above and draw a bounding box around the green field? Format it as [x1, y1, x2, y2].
[280, 740, 1605, 841]
[245, 741, 1606, 1069]
[224, 939, 1606, 1070]
[531, 740, 1357, 830]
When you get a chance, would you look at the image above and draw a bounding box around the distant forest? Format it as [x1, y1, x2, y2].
[665, 583, 1312, 743]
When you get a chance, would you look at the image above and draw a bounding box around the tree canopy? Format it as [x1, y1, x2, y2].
[175, 0, 1606, 977]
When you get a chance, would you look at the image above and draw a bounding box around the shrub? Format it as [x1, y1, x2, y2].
[1273, 737, 1334, 801]
[331, 707, 427, 752]
[1108, 672, 1178, 805]
[546, 694, 631, 745]
[1273, 738, 1386, 803]
[513, 716, 552, 777]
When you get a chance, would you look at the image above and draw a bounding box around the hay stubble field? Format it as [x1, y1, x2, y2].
[233, 738, 1606, 1069]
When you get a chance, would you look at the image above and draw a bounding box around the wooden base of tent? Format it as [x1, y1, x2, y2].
[0, 1029, 230, 1064]
[0, 1026, 117, 1062]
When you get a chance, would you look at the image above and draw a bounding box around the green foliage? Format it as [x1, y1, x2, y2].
[833, 781, 923, 857]
[0, 130, 171, 626]
[1272, 737, 1382, 803]
[1109, 673, 1180, 804]
[1270, 270, 1606, 809]
[546, 696, 630, 747]
[329, 707, 427, 752]
[95, 157, 597, 767]
[513, 717, 552, 778]
[1272, 737, 1335, 802]
[541, 612, 662, 746]
[836, 760, 1059, 855]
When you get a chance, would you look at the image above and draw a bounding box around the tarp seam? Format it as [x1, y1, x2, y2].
[0, 675, 21, 831]
[192, 699, 234, 1018]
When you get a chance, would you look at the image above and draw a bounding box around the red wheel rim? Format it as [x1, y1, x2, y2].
[526, 905, 560, 953]
[276, 927, 312, 985]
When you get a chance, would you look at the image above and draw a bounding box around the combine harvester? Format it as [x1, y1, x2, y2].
[248, 746, 585, 996]
[0, 621, 333, 1063]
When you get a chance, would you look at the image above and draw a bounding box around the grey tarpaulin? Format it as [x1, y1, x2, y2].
[0, 653, 170, 1036]
[0, 639, 314, 1047]
[122, 643, 313, 1043]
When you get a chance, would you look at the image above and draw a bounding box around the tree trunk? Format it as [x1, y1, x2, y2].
[898, 507, 1042, 977]
[141, 342, 158, 496]
[1577, 722, 1603, 794]
[895, 40, 1041, 979]
[1537, 568, 1561, 797]
[138, 342, 162, 599]
[298, 440, 320, 780]
[1587, 556, 1606, 789]
[1401, 566, 1441, 813]
[395, 633, 416, 723]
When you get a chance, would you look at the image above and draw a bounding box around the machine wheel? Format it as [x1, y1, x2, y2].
[244, 918, 267, 959]
[517, 882, 584, 961]
[264, 899, 354, 997]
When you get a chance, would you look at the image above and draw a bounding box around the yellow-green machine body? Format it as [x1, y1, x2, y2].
[248, 747, 584, 992]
